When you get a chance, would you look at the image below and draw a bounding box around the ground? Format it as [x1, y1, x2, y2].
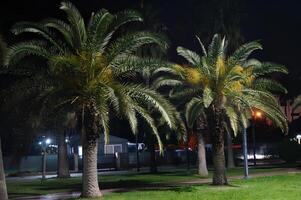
[7, 167, 301, 200]
[69, 174, 301, 200]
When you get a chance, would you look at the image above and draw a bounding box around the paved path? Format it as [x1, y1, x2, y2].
[7, 169, 132, 182]
[10, 168, 300, 200]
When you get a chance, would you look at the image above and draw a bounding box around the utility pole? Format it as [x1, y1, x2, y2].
[186, 131, 190, 172]
[42, 148, 47, 180]
[242, 128, 249, 179]
[136, 133, 140, 172]
[252, 122, 256, 166]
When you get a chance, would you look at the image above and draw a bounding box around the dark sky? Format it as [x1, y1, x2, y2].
[1, 0, 301, 96]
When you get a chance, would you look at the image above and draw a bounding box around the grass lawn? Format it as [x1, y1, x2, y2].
[7, 167, 296, 198]
[71, 173, 301, 200]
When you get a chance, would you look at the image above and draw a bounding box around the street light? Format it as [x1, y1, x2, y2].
[252, 111, 262, 166]
[242, 128, 249, 179]
[39, 137, 52, 180]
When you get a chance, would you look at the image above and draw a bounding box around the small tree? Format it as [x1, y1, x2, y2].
[0, 35, 8, 200]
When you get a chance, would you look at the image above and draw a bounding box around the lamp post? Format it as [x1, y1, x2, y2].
[252, 111, 262, 166]
[39, 138, 51, 180]
[242, 128, 249, 179]
[136, 134, 140, 172]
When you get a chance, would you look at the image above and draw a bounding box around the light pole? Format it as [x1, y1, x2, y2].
[242, 128, 249, 179]
[252, 111, 262, 166]
[39, 138, 51, 180]
[136, 134, 140, 172]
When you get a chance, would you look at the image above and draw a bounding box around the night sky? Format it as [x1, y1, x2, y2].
[1, 0, 301, 97]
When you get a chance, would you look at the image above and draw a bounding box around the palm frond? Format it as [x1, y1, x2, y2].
[107, 32, 168, 63]
[60, 1, 86, 48]
[6, 40, 51, 65]
[42, 18, 74, 49]
[253, 78, 287, 94]
[228, 41, 262, 66]
[11, 22, 65, 52]
[176, 46, 200, 65]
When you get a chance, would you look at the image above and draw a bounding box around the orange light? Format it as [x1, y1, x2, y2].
[255, 111, 262, 118]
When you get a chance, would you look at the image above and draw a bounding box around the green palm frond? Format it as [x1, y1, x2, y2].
[176, 46, 200, 65]
[12, 22, 65, 52]
[60, 1, 87, 48]
[125, 84, 176, 129]
[196, 35, 207, 56]
[185, 97, 204, 128]
[107, 32, 168, 63]
[42, 18, 74, 49]
[152, 77, 182, 90]
[228, 41, 262, 66]
[253, 78, 287, 94]
[207, 34, 226, 64]
[113, 56, 170, 75]
[250, 61, 288, 76]
[6, 40, 51, 65]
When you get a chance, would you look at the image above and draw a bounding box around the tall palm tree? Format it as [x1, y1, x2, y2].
[174, 34, 288, 185]
[6, 1, 178, 197]
[175, 87, 208, 177]
[0, 35, 8, 200]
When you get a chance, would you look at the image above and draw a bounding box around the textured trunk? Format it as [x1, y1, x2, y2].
[0, 138, 8, 200]
[209, 108, 228, 185]
[226, 132, 235, 169]
[82, 137, 102, 197]
[149, 138, 157, 173]
[197, 133, 208, 176]
[57, 131, 70, 178]
[81, 106, 102, 198]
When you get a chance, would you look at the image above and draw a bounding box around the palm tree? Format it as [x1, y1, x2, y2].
[138, 66, 185, 173]
[7, 1, 178, 197]
[174, 34, 288, 185]
[0, 35, 8, 200]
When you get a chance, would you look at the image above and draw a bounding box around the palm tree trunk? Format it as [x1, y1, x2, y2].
[226, 132, 235, 169]
[197, 133, 208, 176]
[81, 107, 102, 198]
[57, 130, 70, 178]
[82, 136, 102, 197]
[209, 108, 228, 185]
[0, 137, 8, 200]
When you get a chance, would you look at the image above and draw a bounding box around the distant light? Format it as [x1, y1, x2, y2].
[296, 135, 301, 144]
[65, 138, 69, 143]
[78, 146, 83, 158]
[45, 138, 51, 144]
[255, 111, 262, 118]
[38, 141, 42, 145]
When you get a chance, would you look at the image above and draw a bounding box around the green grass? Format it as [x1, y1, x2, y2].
[71, 173, 301, 200]
[6, 167, 293, 198]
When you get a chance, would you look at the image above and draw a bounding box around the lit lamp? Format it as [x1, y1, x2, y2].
[252, 111, 262, 166]
[255, 111, 262, 119]
[38, 137, 52, 180]
[296, 135, 301, 144]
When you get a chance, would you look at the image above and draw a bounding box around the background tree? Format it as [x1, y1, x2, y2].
[6, 1, 180, 197]
[175, 34, 288, 185]
[0, 35, 8, 200]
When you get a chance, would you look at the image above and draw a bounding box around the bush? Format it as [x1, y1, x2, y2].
[279, 139, 301, 163]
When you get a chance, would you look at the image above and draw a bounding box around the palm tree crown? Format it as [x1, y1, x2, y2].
[175, 34, 288, 134]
